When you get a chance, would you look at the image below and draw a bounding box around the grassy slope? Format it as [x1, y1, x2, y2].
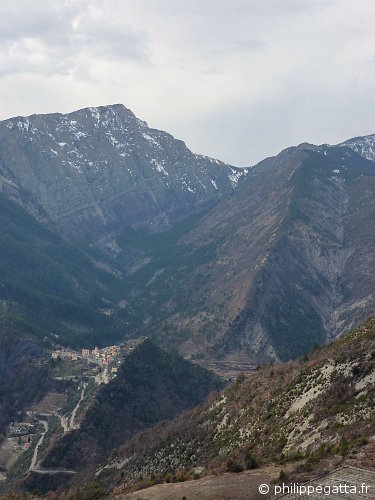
[100, 318, 375, 490]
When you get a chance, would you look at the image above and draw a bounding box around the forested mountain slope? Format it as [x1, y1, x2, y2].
[0, 192, 128, 348]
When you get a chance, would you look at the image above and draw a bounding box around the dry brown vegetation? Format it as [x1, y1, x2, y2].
[94, 319, 375, 496]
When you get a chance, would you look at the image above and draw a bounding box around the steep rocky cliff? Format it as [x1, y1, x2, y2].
[212, 143, 375, 361]
[117, 142, 375, 364]
[0, 104, 246, 239]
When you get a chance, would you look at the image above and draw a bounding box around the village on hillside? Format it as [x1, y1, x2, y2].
[51, 344, 121, 373]
[0, 339, 144, 484]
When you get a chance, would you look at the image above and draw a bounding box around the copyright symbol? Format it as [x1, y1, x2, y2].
[259, 483, 270, 495]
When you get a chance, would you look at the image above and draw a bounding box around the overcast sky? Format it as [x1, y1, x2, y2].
[0, 0, 374, 165]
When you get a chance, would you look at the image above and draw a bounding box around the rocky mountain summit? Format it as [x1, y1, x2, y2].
[0, 104, 247, 239]
[1, 104, 374, 366]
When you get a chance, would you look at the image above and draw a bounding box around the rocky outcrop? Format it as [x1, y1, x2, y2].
[0, 104, 247, 239]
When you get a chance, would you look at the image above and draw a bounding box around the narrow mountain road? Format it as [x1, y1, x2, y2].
[69, 383, 87, 430]
[32, 468, 77, 475]
[29, 420, 48, 471]
[29, 418, 77, 475]
[28, 384, 86, 474]
[57, 413, 69, 433]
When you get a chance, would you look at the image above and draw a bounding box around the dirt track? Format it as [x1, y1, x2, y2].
[120, 468, 279, 500]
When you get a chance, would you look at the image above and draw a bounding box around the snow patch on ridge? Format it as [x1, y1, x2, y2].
[151, 159, 169, 176]
[340, 135, 375, 162]
[17, 119, 31, 133]
[142, 133, 162, 149]
[228, 167, 248, 187]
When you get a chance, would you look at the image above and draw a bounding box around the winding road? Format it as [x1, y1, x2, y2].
[29, 419, 76, 475]
[28, 383, 87, 475]
[56, 382, 87, 433]
[29, 420, 48, 471]
[57, 414, 69, 433]
[69, 383, 87, 429]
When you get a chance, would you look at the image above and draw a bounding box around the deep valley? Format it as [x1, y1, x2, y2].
[0, 105, 375, 497]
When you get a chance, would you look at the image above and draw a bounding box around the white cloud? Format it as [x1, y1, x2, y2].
[0, 0, 375, 165]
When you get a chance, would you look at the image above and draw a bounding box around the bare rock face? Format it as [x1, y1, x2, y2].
[0, 104, 247, 239]
[206, 143, 375, 362]
[128, 142, 375, 364]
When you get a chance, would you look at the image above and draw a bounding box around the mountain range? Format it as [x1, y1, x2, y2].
[0, 105, 374, 367]
[1, 103, 375, 497]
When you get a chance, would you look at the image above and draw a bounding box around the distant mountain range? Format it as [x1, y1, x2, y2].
[0, 104, 374, 367]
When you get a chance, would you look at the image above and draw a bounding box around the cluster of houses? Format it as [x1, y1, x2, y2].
[51, 348, 78, 361]
[51, 344, 121, 369]
[8, 421, 35, 436]
[81, 345, 120, 367]
[7, 422, 34, 452]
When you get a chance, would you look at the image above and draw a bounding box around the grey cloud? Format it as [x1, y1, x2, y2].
[0, 2, 75, 44]
[0, 1, 149, 78]
[236, 39, 265, 52]
[235, 0, 334, 16]
[78, 20, 149, 62]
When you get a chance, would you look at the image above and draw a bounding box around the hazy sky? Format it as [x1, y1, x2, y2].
[1, 0, 375, 165]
